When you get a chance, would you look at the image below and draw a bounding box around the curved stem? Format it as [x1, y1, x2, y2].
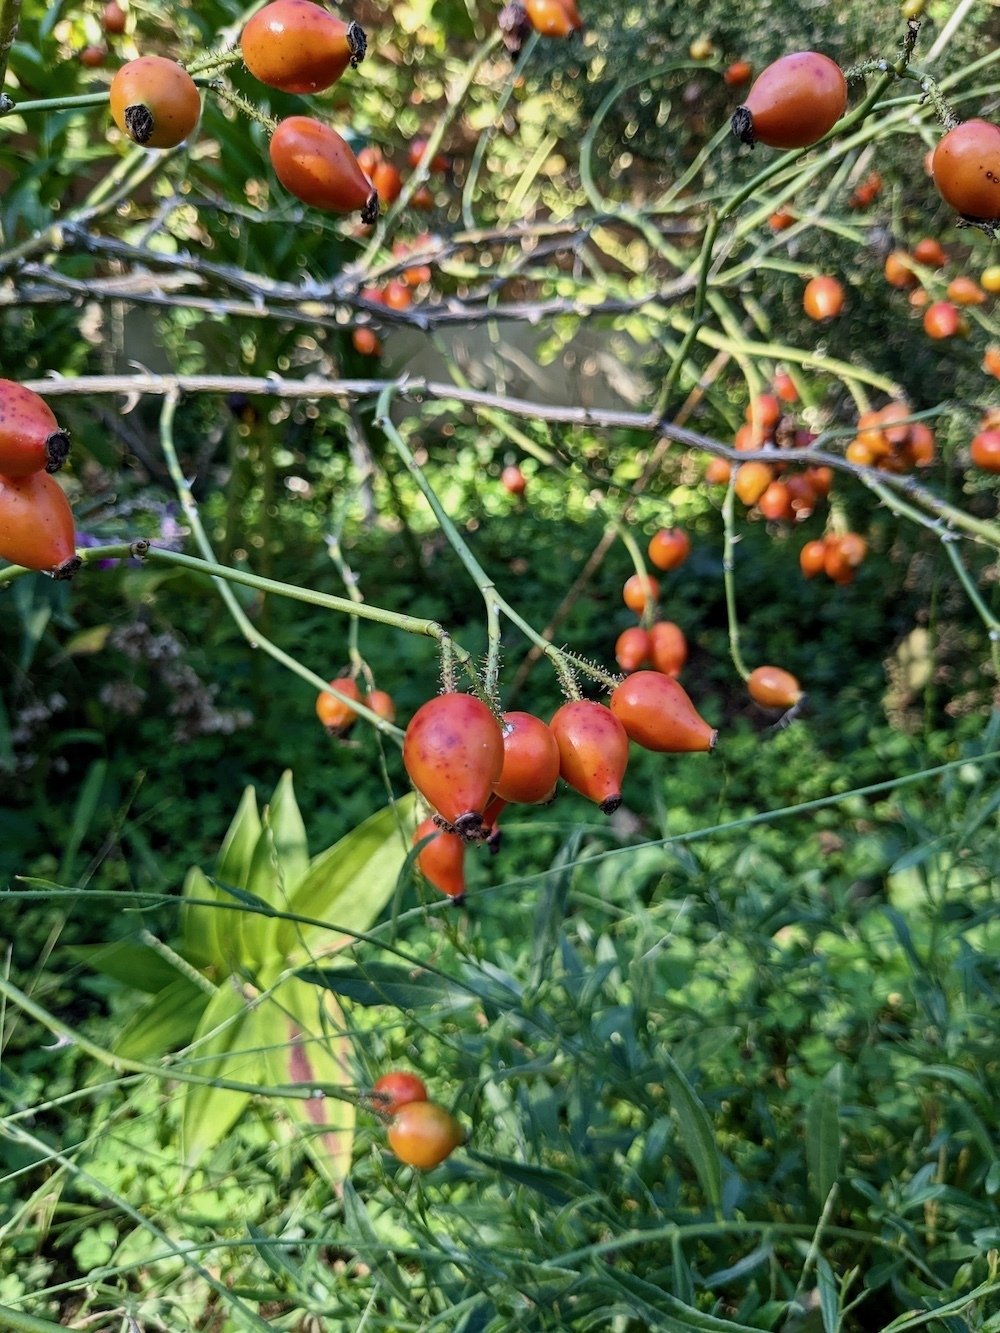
[721, 474, 751, 681]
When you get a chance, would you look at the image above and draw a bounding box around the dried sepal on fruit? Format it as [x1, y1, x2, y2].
[731, 52, 846, 150]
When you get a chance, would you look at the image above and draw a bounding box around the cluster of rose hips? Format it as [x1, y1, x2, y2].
[799, 531, 868, 585]
[615, 528, 690, 677]
[369, 1071, 464, 1170]
[844, 402, 936, 472]
[403, 677, 716, 902]
[0, 382, 78, 578]
[316, 677, 396, 733]
[707, 389, 834, 525]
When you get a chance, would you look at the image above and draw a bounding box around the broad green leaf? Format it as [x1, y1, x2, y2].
[662, 1053, 723, 1213]
[112, 977, 208, 1063]
[181, 980, 261, 1171]
[267, 771, 310, 894]
[278, 796, 414, 962]
[182, 864, 229, 973]
[260, 975, 356, 1191]
[807, 1066, 842, 1207]
[215, 784, 261, 892]
[65, 940, 183, 994]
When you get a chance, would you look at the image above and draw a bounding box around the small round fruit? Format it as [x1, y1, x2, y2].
[772, 369, 798, 403]
[316, 676, 362, 734]
[372, 1071, 427, 1117]
[352, 327, 381, 356]
[549, 700, 629, 814]
[734, 461, 774, 506]
[524, 0, 583, 37]
[102, 1, 127, 35]
[799, 539, 827, 578]
[745, 392, 781, 435]
[732, 52, 847, 150]
[747, 665, 803, 709]
[0, 381, 70, 476]
[689, 35, 714, 60]
[366, 689, 396, 723]
[981, 265, 1000, 294]
[403, 694, 504, 837]
[382, 279, 412, 311]
[983, 345, 1000, 379]
[0, 472, 78, 574]
[723, 60, 753, 87]
[413, 817, 466, 899]
[803, 275, 845, 321]
[80, 45, 107, 68]
[647, 527, 690, 572]
[623, 572, 659, 614]
[240, 0, 365, 93]
[704, 456, 732, 484]
[912, 237, 947, 267]
[932, 119, 1000, 221]
[610, 672, 717, 753]
[387, 1100, 463, 1169]
[269, 116, 378, 222]
[884, 251, 917, 290]
[109, 56, 201, 148]
[501, 465, 526, 495]
[970, 429, 1000, 472]
[493, 711, 560, 805]
[946, 275, 985, 306]
[768, 208, 795, 231]
[758, 480, 793, 521]
[648, 620, 687, 677]
[372, 160, 403, 207]
[410, 185, 435, 210]
[615, 625, 650, 673]
[922, 300, 964, 340]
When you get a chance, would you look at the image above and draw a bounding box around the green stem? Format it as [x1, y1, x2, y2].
[462, 31, 539, 229]
[0, 1305, 72, 1333]
[4, 76, 220, 117]
[156, 392, 407, 740]
[721, 473, 751, 681]
[374, 385, 617, 692]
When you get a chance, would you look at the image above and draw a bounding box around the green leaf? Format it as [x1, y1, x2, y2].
[278, 796, 415, 962]
[267, 770, 310, 893]
[64, 940, 184, 994]
[817, 1255, 840, 1333]
[807, 1066, 842, 1207]
[112, 977, 208, 1062]
[57, 758, 108, 882]
[302, 961, 470, 1011]
[215, 784, 261, 892]
[260, 975, 356, 1191]
[180, 980, 259, 1170]
[341, 1180, 411, 1300]
[661, 1053, 723, 1213]
[182, 864, 229, 973]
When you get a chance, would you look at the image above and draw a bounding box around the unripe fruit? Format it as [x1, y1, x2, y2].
[412, 817, 466, 899]
[610, 672, 717, 753]
[388, 1100, 463, 1169]
[315, 676, 362, 734]
[0, 472, 78, 574]
[493, 711, 560, 805]
[372, 1071, 427, 1116]
[732, 52, 847, 150]
[269, 117, 379, 223]
[403, 694, 504, 837]
[0, 381, 70, 476]
[549, 700, 629, 814]
[109, 57, 201, 149]
[240, 0, 366, 93]
[747, 665, 803, 709]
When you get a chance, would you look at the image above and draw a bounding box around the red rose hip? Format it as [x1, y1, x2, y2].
[403, 694, 504, 837]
